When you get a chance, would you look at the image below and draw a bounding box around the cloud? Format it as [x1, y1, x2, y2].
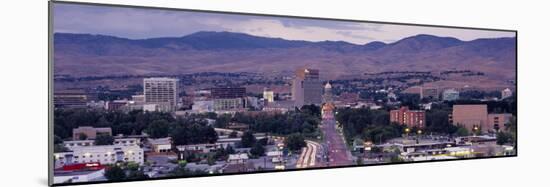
[53, 3, 515, 44]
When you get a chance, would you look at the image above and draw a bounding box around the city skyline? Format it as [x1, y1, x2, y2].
[51, 2, 517, 185]
[53, 3, 515, 44]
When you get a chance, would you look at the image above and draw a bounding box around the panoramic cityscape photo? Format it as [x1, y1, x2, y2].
[50, 2, 517, 185]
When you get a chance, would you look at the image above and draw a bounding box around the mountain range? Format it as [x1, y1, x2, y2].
[53, 31, 516, 83]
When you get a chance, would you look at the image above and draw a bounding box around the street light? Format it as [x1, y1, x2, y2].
[416, 129, 422, 144]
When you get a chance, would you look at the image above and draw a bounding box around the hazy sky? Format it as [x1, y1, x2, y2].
[53, 3, 515, 44]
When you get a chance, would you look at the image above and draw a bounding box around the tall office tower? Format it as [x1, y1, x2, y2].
[211, 87, 246, 99]
[263, 87, 275, 103]
[53, 89, 89, 108]
[292, 68, 322, 107]
[211, 87, 247, 111]
[144, 77, 178, 112]
[421, 87, 439, 100]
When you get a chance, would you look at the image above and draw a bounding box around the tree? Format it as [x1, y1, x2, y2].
[54, 144, 70, 153]
[126, 170, 149, 180]
[229, 131, 238, 138]
[206, 154, 216, 165]
[240, 131, 256, 148]
[425, 109, 456, 134]
[356, 158, 364, 165]
[105, 166, 126, 181]
[300, 104, 321, 117]
[504, 117, 517, 147]
[54, 135, 63, 144]
[170, 123, 218, 146]
[284, 133, 306, 152]
[225, 145, 236, 154]
[170, 160, 208, 177]
[94, 134, 114, 145]
[250, 143, 265, 157]
[126, 162, 140, 171]
[178, 160, 188, 168]
[497, 132, 512, 145]
[454, 126, 469, 137]
[78, 133, 88, 140]
[146, 120, 171, 138]
[370, 146, 383, 153]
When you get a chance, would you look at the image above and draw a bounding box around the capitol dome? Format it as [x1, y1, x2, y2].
[324, 82, 332, 89]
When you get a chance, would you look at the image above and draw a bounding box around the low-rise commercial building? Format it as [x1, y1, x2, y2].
[72, 126, 112, 140]
[228, 153, 249, 164]
[64, 138, 140, 149]
[421, 87, 439, 100]
[451, 104, 488, 132]
[451, 104, 513, 132]
[54, 89, 89, 109]
[53, 163, 106, 184]
[487, 113, 513, 131]
[148, 138, 172, 153]
[54, 145, 144, 168]
[442, 89, 460, 101]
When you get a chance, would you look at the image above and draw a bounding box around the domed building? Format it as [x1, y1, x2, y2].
[322, 82, 335, 116]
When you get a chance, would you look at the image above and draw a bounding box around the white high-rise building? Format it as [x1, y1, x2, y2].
[263, 87, 275, 103]
[144, 78, 178, 112]
[442, 89, 460, 101]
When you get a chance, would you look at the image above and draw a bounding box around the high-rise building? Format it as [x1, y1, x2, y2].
[451, 104, 514, 133]
[442, 89, 460, 101]
[54, 89, 89, 108]
[421, 87, 439, 100]
[144, 78, 178, 112]
[291, 68, 322, 107]
[451, 104, 488, 132]
[209, 87, 247, 111]
[72, 126, 112, 140]
[263, 88, 274, 103]
[211, 87, 246, 99]
[501, 88, 513, 99]
[213, 98, 245, 111]
[487, 113, 513, 131]
[390, 107, 426, 128]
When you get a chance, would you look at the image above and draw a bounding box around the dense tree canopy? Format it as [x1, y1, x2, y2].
[284, 133, 306, 152]
[249, 142, 266, 157]
[54, 109, 217, 146]
[336, 108, 398, 144]
[94, 134, 114, 145]
[104, 166, 126, 181]
[54, 109, 176, 140]
[214, 105, 321, 138]
[240, 131, 257, 148]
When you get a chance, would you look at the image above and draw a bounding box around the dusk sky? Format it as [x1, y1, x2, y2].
[53, 3, 516, 44]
